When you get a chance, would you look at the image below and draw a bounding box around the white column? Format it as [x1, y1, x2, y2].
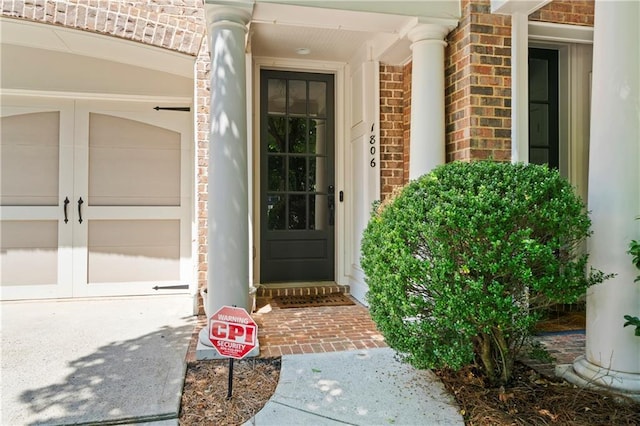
[510, 12, 529, 164]
[561, 0, 640, 395]
[199, 3, 253, 351]
[408, 23, 449, 180]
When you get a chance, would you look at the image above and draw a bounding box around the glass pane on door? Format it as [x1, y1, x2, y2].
[309, 82, 327, 116]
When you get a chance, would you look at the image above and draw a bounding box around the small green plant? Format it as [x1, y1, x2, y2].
[526, 340, 554, 363]
[361, 161, 609, 386]
[623, 221, 640, 336]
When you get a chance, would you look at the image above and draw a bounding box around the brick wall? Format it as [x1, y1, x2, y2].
[1, 0, 205, 55]
[529, 0, 595, 26]
[195, 40, 211, 313]
[443, 0, 594, 164]
[402, 62, 412, 183]
[445, 0, 512, 163]
[379, 65, 405, 201]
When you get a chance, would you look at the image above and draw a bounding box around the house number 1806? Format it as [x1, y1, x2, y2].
[369, 123, 376, 168]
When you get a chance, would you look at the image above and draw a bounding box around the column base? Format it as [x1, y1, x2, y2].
[555, 356, 640, 402]
[196, 326, 260, 360]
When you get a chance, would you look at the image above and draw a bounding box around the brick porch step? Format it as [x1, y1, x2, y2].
[256, 283, 350, 298]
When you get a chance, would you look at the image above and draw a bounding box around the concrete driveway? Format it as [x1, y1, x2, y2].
[1, 295, 195, 425]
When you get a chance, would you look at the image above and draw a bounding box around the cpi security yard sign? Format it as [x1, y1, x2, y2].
[209, 305, 257, 359]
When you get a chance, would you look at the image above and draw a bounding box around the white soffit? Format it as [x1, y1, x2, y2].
[250, 2, 421, 63]
[529, 21, 593, 44]
[0, 17, 194, 78]
[253, 2, 415, 32]
[491, 0, 552, 15]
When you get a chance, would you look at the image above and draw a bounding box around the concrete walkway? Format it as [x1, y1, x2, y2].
[1, 295, 194, 426]
[245, 348, 464, 426]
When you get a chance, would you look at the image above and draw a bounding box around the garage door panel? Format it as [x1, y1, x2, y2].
[1, 220, 58, 286]
[87, 220, 180, 284]
[1, 111, 60, 206]
[88, 113, 181, 207]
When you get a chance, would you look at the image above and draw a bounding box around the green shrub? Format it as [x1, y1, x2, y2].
[624, 222, 640, 336]
[361, 161, 608, 386]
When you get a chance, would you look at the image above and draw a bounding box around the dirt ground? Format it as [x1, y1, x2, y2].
[179, 356, 640, 426]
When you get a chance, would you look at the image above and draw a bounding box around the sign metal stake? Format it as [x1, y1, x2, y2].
[227, 357, 234, 399]
[208, 304, 258, 401]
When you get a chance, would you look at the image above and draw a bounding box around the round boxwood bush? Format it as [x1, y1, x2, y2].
[361, 161, 608, 386]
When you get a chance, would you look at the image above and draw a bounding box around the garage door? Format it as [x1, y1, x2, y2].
[1, 96, 192, 300]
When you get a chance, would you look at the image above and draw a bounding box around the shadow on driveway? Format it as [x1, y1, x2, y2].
[1, 296, 195, 425]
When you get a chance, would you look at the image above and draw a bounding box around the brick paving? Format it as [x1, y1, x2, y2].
[522, 331, 586, 378]
[187, 295, 586, 380]
[251, 296, 387, 358]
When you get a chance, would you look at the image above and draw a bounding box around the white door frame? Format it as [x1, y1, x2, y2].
[528, 22, 594, 201]
[251, 57, 347, 287]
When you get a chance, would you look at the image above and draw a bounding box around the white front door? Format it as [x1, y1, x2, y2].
[1, 96, 192, 300]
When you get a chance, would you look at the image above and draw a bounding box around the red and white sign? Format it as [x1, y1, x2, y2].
[209, 305, 257, 359]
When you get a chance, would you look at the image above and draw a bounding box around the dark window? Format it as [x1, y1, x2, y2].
[529, 48, 559, 169]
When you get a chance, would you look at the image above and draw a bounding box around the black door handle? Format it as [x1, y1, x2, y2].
[328, 185, 335, 226]
[63, 197, 70, 223]
[78, 197, 84, 224]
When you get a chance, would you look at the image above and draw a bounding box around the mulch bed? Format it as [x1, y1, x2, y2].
[436, 362, 640, 425]
[179, 358, 280, 426]
[179, 305, 640, 426]
[179, 356, 640, 426]
[271, 292, 355, 308]
[535, 310, 586, 333]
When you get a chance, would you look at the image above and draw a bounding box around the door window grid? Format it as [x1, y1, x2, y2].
[266, 78, 328, 231]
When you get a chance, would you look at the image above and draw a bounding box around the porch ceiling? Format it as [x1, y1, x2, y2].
[249, 2, 420, 64]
